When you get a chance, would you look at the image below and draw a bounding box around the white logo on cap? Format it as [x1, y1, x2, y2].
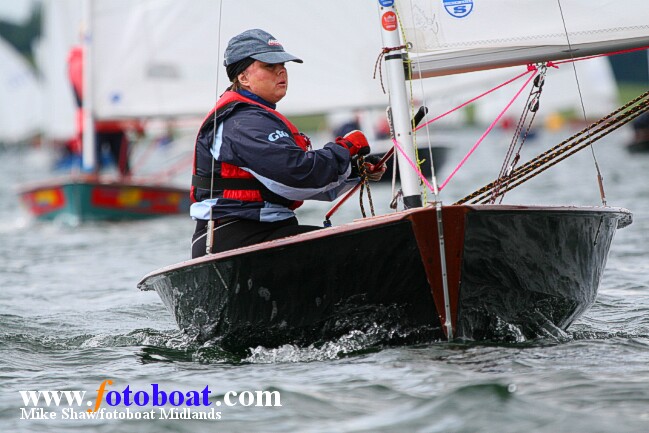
[268, 39, 282, 46]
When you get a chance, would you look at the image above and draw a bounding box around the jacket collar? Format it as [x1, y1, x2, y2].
[237, 89, 276, 110]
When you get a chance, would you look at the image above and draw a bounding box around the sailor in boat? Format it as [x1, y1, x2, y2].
[190, 29, 385, 258]
[64, 45, 144, 175]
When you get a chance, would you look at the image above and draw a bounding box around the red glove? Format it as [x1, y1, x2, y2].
[335, 130, 370, 156]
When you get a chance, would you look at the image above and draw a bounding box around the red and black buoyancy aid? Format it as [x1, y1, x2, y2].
[191, 91, 311, 209]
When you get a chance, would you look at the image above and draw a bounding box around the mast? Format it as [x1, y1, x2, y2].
[377, 0, 454, 339]
[377, 0, 422, 208]
[81, 0, 96, 173]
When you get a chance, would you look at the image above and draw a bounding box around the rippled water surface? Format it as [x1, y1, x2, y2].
[2, 126, 649, 432]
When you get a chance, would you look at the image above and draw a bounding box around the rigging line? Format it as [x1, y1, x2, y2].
[492, 66, 546, 203]
[392, 137, 436, 196]
[460, 91, 649, 203]
[415, 68, 534, 131]
[205, 0, 224, 255]
[208, 0, 225, 201]
[479, 102, 649, 203]
[460, 93, 649, 204]
[438, 70, 538, 192]
[556, 0, 607, 205]
[357, 157, 376, 218]
[496, 79, 536, 178]
[386, 107, 400, 206]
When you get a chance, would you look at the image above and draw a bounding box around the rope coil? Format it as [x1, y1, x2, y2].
[357, 156, 376, 218]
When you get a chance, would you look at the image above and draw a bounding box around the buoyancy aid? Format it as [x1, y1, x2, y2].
[191, 91, 311, 210]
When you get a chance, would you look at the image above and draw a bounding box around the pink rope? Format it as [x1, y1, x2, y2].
[415, 66, 536, 131]
[392, 137, 436, 192]
[438, 68, 539, 191]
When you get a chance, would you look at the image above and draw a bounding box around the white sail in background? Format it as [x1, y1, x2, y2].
[90, 0, 388, 120]
[36, 0, 82, 142]
[0, 37, 43, 144]
[396, 0, 649, 77]
[90, 0, 219, 120]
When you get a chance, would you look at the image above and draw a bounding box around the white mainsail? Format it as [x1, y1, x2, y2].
[396, 0, 649, 77]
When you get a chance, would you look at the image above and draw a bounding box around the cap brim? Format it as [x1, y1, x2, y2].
[251, 51, 303, 64]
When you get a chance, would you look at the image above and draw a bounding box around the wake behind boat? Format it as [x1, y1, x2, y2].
[138, 0, 645, 349]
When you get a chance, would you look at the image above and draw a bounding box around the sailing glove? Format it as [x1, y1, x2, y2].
[335, 130, 371, 157]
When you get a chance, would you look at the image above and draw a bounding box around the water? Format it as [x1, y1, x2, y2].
[2, 125, 649, 432]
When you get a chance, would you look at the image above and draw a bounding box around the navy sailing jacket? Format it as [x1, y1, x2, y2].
[190, 90, 357, 222]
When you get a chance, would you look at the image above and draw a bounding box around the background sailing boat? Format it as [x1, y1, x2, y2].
[17, 0, 190, 223]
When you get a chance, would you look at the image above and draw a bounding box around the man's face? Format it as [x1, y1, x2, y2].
[239, 60, 288, 104]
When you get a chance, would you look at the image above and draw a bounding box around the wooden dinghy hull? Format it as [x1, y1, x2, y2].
[138, 205, 631, 349]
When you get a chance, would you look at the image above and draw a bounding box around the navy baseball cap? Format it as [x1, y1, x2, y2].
[224, 29, 303, 66]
